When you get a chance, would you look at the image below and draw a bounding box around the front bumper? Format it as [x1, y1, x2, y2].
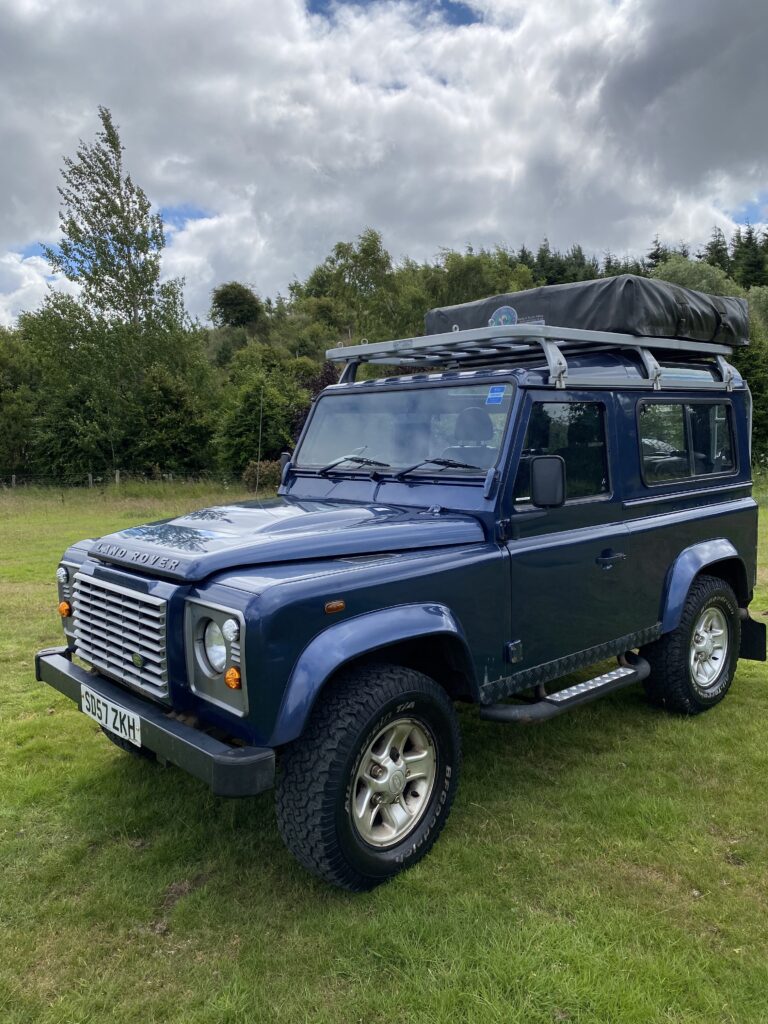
[35, 647, 275, 798]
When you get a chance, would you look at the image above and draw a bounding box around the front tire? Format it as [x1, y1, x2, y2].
[642, 574, 740, 715]
[275, 663, 461, 891]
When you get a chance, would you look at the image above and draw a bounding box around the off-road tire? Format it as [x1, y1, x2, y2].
[100, 726, 156, 760]
[275, 663, 461, 891]
[641, 574, 740, 715]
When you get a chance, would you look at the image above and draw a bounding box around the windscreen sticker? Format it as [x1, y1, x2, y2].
[485, 385, 506, 405]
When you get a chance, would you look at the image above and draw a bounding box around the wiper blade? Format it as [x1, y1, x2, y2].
[318, 453, 390, 476]
[395, 456, 482, 480]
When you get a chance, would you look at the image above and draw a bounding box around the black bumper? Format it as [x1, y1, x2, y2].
[35, 647, 275, 798]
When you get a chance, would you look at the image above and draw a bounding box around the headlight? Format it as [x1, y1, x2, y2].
[186, 602, 247, 716]
[56, 566, 70, 585]
[203, 619, 227, 674]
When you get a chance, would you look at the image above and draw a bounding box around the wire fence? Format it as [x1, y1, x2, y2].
[0, 470, 232, 490]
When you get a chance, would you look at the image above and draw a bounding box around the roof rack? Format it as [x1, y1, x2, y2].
[326, 323, 735, 391]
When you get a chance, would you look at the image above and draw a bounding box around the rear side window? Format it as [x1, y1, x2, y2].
[514, 401, 609, 502]
[639, 402, 735, 485]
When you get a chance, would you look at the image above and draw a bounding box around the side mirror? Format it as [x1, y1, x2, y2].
[530, 455, 566, 508]
[280, 451, 293, 486]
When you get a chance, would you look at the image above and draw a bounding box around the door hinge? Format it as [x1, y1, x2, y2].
[505, 640, 523, 664]
[497, 518, 512, 542]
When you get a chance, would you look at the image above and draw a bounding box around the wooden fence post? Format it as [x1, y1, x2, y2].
[115, 469, 121, 486]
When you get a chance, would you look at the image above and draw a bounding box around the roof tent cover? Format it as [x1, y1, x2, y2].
[424, 274, 749, 347]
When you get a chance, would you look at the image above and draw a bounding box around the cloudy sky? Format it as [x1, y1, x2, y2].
[0, 0, 766, 325]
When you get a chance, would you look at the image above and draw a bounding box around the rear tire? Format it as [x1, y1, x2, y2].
[641, 574, 740, 715]
[275, 663, 461, 891]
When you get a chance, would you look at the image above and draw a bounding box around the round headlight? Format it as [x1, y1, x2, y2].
[221, 617, 240, 644]
[56, 566, 70, 585]
[203, 620, 227, 674]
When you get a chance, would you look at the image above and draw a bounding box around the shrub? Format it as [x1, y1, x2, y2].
[242, 459, 283, 493]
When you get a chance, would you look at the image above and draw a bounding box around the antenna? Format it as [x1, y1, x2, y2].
[255, 386, 264, 496]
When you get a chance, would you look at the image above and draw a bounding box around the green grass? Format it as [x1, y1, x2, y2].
[0, 481, 766, 1024]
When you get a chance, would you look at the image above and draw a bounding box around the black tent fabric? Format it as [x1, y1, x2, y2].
[424, 275, 749, 347]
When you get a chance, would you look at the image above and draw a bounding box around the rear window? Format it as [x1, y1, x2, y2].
[639, 401, 735, 485]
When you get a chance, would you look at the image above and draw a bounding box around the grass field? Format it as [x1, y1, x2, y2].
[1, 482, 766, 1024]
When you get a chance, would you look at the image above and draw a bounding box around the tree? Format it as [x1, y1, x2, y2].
[215, 349, 311, 477]
[651, 255, 768, 460]
[19, 106, 216, 480]
[43, 106, 165, 326]
[0, 327, 37, 478]
[210, 281, 264, 331]
[534, 238, 567, 284]
[646, 235, 671, 270]
[731, 224, 766, 288]
[650, 253, 743, 297]
[297, 227, 395, 342]
[561, 244, 600, 282]
[698, 227, 731, 275]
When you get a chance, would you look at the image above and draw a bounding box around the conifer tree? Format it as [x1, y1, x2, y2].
[646, 235, 670, 270]
[698, 227, 731, 274]
[731, 224, 766, 288]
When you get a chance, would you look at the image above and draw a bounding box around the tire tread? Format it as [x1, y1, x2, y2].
[642, 574, 740, 715]
[275, 663, 460, 891]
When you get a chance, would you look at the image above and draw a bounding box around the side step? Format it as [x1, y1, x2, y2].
[480, 657, 650, 724]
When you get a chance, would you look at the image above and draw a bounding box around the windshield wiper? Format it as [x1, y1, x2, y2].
[318, 453, 391, 476]
[395, 456, 482, 480]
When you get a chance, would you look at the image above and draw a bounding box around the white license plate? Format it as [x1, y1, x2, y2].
[80, 684, 142, 748]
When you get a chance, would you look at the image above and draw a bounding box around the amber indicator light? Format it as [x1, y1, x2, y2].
[58, 601, 72, 618]
[324, 599, 346, 615]
[224, 666, 242, 690]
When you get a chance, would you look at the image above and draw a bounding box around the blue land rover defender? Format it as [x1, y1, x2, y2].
[36, 276, 766, 890]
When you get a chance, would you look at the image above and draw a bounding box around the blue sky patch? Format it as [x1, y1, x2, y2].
[159, 204, 210, 231]
[306, 0, 482, 27]
[729, 192, 768, 225]
[18, 241, 45, 260]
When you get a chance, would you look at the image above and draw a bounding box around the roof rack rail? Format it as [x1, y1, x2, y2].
[327, 323, 735, 390]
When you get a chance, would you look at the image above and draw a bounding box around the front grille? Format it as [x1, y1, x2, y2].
[73, 575, 169, 699]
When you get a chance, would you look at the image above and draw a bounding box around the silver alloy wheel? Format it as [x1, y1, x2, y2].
[351, 716, 437, 848]
[689, 606, 729, 689]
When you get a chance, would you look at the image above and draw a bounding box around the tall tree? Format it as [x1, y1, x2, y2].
[42, 106, 165, 326]
[731, 224, 766, 288]
[646, 235, 670, 270]
[698, 227, 731, 274]
[22, 106, 215, 480]
[534, 238, 566, 284]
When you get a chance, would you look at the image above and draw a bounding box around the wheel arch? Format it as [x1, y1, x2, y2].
[270, 604, 477, 747]
[661, 540, 750, 633]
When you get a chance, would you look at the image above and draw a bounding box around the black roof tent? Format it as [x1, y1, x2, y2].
[424, 275, 748, 348]
[326, 275, 745, 391]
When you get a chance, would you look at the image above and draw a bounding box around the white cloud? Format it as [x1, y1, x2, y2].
[0, 253, 77, 326]
[0, 0, 765, 323]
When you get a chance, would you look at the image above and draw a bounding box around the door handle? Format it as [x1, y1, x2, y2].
[596, 551, 627, 570]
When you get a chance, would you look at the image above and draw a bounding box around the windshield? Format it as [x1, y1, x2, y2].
[295, 381, 514, 475]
